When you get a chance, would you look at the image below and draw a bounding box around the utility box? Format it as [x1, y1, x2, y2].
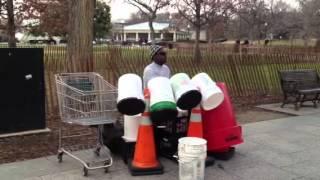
[0, 48, 45, 134]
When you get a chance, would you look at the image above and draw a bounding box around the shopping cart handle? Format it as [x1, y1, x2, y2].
[156, 126, 167, 129]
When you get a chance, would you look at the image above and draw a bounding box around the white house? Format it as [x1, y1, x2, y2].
[190, 30, 208, 42]
[113, 22, 190, 42]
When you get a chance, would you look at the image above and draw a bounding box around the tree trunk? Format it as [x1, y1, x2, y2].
[257, 24, 261, 45]
[0, 0, 2, 24]
[193, 1, 202, 62]
[7, 0, 16, 48]
[248, 25, 254, 42]
[194, 25, 202, 62]
[148, 19, 155, 45]
[67, 0, 94, 72]
[208, 28, 213, 45]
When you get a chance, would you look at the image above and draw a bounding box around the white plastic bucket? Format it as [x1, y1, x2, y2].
[122, 114, 140, 142]
[117, 74, 145, 115]
[178, 137, 207, 156]
[148, 77, 176, 112]
[179, 154, 206, 180]
[178, 137, 207, 180]
[191, 73, 224, 110]
[170, 73, 202, 110]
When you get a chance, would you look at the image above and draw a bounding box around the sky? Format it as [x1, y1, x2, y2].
[108, 0, 299, 22]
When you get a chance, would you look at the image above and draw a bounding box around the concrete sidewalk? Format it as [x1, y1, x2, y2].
[257, 102, 320, 116]
[1, 114, 320, 180]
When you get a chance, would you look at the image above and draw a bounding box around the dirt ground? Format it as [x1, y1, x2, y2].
[235, 106, 293, 124]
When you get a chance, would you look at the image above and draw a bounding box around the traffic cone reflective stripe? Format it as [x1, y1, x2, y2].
[139, 89, 152, 126]
[187, 105, 203, 138]
[140, 112, 152, 125]
[190, 109, 202, 122]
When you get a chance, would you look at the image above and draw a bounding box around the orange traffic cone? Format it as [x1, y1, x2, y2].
[187, 104, 216, 167]
[187, 104, 203, 138]
[128, 89, 163, 176]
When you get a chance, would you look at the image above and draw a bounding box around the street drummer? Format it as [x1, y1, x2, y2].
[143, 45, 171, 88]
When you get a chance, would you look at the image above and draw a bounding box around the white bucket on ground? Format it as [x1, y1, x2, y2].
[117, 74, 145, 115]
[191, 73, 224, 111]
[179, 154, 206, 180]
[178, 137, 207, 180]
[122, 114, 141, 142]
[170, 73, 202, 110]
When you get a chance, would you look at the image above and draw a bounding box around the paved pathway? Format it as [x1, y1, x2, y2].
[1, 114, 320, 180]
[257, 102, 320, 116]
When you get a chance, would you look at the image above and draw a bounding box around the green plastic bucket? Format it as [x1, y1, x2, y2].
[170, 73, 202, 110]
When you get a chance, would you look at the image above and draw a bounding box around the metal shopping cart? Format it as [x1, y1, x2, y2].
[55, 72, 118, 176]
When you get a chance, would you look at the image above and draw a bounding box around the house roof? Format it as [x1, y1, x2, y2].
[124, 22, 170, 31]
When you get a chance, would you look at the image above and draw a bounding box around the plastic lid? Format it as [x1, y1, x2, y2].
[150, 101, 177, 112]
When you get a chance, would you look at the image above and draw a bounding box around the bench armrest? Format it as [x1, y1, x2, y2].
[282, 80, 299, 93]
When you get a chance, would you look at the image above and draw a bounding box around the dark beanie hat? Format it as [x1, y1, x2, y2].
[150, 45, 163, 59]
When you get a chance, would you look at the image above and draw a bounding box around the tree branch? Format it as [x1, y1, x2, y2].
[126, 0, 153, 13]
[127, 1, 150, 16]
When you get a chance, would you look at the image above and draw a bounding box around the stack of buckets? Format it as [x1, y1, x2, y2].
[117, 74, 145, 143]
[116, 72, 243, 178]
[117, 74, 146, 141]
[117, 74, 145, 164]
[175, 73, 225, 180]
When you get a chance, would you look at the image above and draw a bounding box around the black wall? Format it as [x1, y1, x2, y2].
[0, 48, 45, 134]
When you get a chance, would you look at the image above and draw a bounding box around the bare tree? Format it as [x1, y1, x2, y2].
[67, 0, 94, 72]
[299, 0, 320, 46]
[6, 0, 15, 47]
[126, 11, 148, 24]
[270, 1, 302, 41]
[236, 0, 269, 42]
[175, 0, 235, 61]
[0, 0, 29, 45]
[0, 0, 5, 29]
[126, 0, 170, 44]
[127, 11, 173, 24]
[21, 0, 68, 37]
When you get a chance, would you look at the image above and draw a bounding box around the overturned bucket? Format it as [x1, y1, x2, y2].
[117, 74, 145, 115]
[148, 77, 177, 123]
[191, 73, 224, 111]
[170, 73, 202, 110]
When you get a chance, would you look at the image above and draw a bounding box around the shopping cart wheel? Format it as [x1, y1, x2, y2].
[104, 161, 110, 173]
[94, 147, 101, 157]
[57, 151, 63, 163]
[83, 166, 89, 176]
[104, 167, 109, 173]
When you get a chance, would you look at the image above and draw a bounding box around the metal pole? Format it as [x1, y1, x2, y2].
[122, 24, 124, 43]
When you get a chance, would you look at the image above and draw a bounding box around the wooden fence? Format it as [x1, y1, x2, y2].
[1, 45, 320, 114]
[175, 45, 320, 55]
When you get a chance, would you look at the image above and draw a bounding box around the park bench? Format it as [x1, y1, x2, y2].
[279, 69, 320, 110]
